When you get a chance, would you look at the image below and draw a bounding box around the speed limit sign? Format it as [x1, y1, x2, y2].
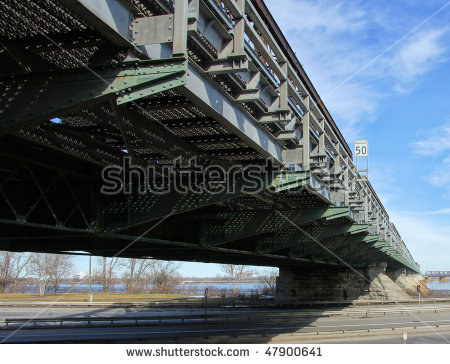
[355, 140, 368, 157]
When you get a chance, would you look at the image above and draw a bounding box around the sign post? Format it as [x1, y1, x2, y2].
[417, 284, 421, 310]
[204, 287, 209, 320]
[355, 140, 369, 177]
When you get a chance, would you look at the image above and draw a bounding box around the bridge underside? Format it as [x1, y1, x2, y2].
[0, 139, 408, 272]
[0, 0, 419, 297]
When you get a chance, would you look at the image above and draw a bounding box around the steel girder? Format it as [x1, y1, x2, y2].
[0, 0, 420, 272]
[179, 63, 284, 163]
[0, 151, 98, 232]
[255, 224, 369, 255]
[189, 206, 351, 247]
[0, 58, 187, 133]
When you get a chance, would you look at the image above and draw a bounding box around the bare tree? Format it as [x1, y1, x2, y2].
[0, 251, 32, 293]
[121, 258, 154, 294]
[150, 260, 181, 294]
[29, 253, 73, 296]
[256, 268, 278, 295]
[220, 264, 253, 295]
[49, 254, 73, 293]
[95, 257, 119, 292]
[29, 254, 51, 296]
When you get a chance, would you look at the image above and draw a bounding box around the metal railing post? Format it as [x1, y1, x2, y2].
[173, 0, 188, 56]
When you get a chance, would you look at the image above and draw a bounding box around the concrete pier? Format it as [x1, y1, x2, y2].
[276, 263, 414, 302]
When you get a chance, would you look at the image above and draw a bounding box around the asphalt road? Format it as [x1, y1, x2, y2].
[297, 330, 450, 344]
[2, 303, 450, 343]
[0, 301, 447, 320]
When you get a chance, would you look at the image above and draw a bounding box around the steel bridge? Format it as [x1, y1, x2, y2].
[0, 0, 419, 273]
[425, 272, 450, 278]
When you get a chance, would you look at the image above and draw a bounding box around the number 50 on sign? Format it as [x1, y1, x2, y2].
[355, 140, 368, 157]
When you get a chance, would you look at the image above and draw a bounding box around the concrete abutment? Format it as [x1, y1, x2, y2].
[276, 263, 417, 302]
[387, 268, 428, 296]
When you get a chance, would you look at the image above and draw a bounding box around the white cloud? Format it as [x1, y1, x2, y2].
[424, 208, 450, 215]
[265, 0, 450, 139]
[428, 156, 450, 194]
[414, 123, 450, 156]
[266, 0, 366, 35]
[388, 28, 449, 91]
[413, 124, 450, 197]
[265, 0, 380, 139]
[390, 211, 450, 271]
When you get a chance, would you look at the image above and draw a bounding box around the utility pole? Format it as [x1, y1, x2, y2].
[88, 255, 92, 302]
[204, 287, 208, 321]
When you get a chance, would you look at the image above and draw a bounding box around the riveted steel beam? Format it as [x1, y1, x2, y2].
[234, 89, 261, 103]
[258, 110, 292, 124]
[196, 206, 351, 247]
[0, 59, 187, 133]
[204, 57, 249, 75]
[180, 63, 284, 163]
[101, 170, 281, 231]
[132, 15, 175, 45]
[256, 223, 368, 254]
[311, 233, 380, 263]
[270, 171, 310, 192]
[59, 0, 139, 50]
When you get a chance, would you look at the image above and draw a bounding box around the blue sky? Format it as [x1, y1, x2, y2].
[75, 0, 450, 276]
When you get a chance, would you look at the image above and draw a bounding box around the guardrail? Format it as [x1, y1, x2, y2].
[4, 305, 450, 330]
[1, 296, 450, 309]
[1, 312, 312, 329]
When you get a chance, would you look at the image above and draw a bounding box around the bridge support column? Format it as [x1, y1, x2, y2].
[276, 262, 412, 303]
[387, 268, 428, 296]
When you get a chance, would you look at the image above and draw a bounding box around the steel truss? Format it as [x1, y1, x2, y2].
[0, 0, 419, 272]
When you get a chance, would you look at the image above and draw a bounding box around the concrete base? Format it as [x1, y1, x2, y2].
[276, 263, 411, 302]
[388, 268, 428, 296]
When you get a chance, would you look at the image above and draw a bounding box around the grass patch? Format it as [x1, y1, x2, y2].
[0, 293, 202, 302]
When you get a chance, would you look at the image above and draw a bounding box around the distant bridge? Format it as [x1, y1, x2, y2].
[425, 272, 450, 278]
[0, 0, 419, 299]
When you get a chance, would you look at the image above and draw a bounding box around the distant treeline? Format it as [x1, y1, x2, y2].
[1, 252, 278, 296]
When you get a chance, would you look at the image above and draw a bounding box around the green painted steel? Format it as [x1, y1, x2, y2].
[0, 58, 188, 130]
[270, 171, 310, 192]
[116, 59, 188, 104]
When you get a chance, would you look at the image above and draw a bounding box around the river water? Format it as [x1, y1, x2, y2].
[426, 281, 450, 291]
[15, 283, 265, 295]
